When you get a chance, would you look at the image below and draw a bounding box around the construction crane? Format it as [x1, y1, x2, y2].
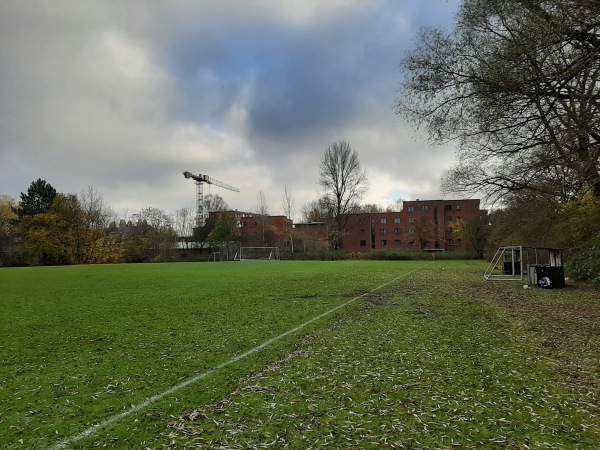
[183, 171, 240, 227]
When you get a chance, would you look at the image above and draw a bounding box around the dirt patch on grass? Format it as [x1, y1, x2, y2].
[361, 292, 391, 309]
[476, 279, 600, 407]
[406, 303, 443, 319]
[480, 281, 600, 319]
[339, 290, 394, 310]
[294, 294, 319, 299]
[478, 281, 600, 334]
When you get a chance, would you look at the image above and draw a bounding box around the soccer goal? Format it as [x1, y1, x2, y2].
[234, 247, 280, 261]
[484, 245, 523, 281]
[209, 251, 231, 262]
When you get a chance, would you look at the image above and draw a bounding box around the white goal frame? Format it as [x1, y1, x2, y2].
[484, 246, 523, 281]
[234, 246, 280, 261]
[209, 251, 231, 262]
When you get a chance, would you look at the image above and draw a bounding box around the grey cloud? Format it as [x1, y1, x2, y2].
[0, 1, 462, 217]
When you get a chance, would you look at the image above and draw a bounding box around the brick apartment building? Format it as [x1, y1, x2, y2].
[292, 221, 329, 252]
[293, 199, 485, 253]
[212, 199, 485, 253]
[342, 199, 486, 253]
[229, 211, 292, 249]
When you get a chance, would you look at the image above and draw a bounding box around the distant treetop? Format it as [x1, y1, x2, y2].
[18, 179, 57, 217]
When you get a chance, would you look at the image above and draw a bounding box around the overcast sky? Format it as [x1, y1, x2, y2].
[0, 0, 461, 221]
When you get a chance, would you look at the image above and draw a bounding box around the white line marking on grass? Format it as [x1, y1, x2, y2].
[49, 262, 432, 450]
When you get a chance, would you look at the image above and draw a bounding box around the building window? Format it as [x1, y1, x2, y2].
[381, 218, 387, 224]
[445, 205, 452, 211]
[394, 217, 400, 224]
[359, 218, 366, 225]
[447, 216, 452, 221]
[456, 205, 461, 210]
[408, 218, 415, 224]
[394, 240, 400, 247]
[380, 229, 387, 235]
[407, 206, 415, 212]
[360, 240, 367, 247]
[423, 205, 429, 211]
[394, 228, 400, 235]
[359, 229, 366, 236]
[409, 229, 415, 234]
[381, 240, 387, 246]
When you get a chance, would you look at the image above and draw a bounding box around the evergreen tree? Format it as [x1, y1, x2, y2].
[18, 179, 57, 217]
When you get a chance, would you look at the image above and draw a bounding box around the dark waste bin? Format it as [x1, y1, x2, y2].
[535, 265, 565, 289]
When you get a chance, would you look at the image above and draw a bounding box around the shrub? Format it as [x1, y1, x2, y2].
[565, 234, 600, 283]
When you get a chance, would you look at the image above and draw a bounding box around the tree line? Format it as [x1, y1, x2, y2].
[0, 179, 234, 265]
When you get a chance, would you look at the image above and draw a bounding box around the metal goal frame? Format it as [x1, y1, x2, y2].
[234, 246, 280, 261]
[484, 245, 564, 284]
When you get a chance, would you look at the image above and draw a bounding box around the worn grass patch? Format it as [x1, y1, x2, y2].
[480, 279, 600, 413]
[169, 263, 600, 449]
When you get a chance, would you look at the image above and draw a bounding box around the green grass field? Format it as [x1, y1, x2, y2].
[1, 260, 599, 449]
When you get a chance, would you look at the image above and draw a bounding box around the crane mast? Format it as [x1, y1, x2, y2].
[183, 171, 240, 227]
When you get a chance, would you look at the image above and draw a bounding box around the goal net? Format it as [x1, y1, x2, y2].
[235, 247, 280, 261]
[209, 252, 231, 262]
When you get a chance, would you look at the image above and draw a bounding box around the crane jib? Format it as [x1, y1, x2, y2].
[182, 171, 238, 191]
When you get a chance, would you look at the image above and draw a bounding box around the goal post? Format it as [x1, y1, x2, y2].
[235, 247, 280, 261]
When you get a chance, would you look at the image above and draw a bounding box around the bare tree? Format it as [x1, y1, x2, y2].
[281, 184, 295, 220]
[413, 216, 436, 251]
[354, 203, 386, 213]
[136, 207, 178, 260]
[390, 199, 403, 212]
[451, 216, 491, 257]
[193, 194, 230, 252]
[256, 190, 269, 246]
[256, 190, 268, 216]
[301, 196, 333, 223]
[203, 194, 229, 215]
[281, 184, 295, 252]
[175, 206, 195, 249]
[80, 186, 114, 229]
[319, 141, 368, 248]
[396, 0, 600, 202]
